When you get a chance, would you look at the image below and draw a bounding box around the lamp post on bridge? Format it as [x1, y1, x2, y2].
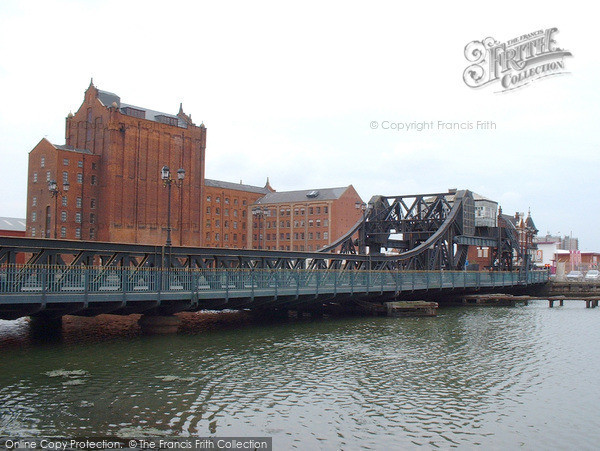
[161, 165, 185, 248]
[355, 200, 375, 255]
[48, 179, 69, 239]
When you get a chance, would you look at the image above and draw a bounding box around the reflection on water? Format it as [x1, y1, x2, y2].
[1, 302, 600, 449]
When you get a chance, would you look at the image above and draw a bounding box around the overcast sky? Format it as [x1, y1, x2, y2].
[0, 1, 597, 249]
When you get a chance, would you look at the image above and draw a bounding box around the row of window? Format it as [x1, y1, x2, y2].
[32, 196, 96, 209]
[30, 227, 95, 239]
[40, 156, 97, 170]
[257, 232, 328, 241]
[206, 207, 246, 218]
[206, 220, 245, 229]
[206, 196, 248, 206]
[205, 232, 245, 242]
[30, 211, 96, 224]
[32, 171, 97, 185]
[259, 206, 329, 217]
[255, 219, 329, 229]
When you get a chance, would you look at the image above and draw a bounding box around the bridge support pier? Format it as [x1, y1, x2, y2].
[29, 315, 63, 339]
[138, 314, 181, 334]
[549, 300, 554, 308]
[560, 300, 564, 307]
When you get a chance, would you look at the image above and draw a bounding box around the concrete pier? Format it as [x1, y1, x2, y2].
[386, 301, 438, 317]
[138, 315, 182, 334]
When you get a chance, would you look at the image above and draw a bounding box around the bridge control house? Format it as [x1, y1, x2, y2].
[25, 82, 362, 249]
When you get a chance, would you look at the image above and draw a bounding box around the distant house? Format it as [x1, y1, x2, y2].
[0, 217, 26, 238]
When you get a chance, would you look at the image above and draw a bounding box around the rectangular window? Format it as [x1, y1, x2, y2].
[215, 220, 220, 227]
[225, 198, 230, 204]
[91, 162, 97, 170]
[324, 232, 329, 240]
[317, 207, 321, 214]
[90, 228, 95, 239]
[233, 210, 238, 217]
[323, 219, 329, 226]
[215, 233, 220, 241]
[206, 232, 210, 241]
[33, 173, 38, 183]
[225, 209, 229, 216]
[61, 227, 67, 238]
[75, 228, 81, 239]
[234, 199, 238, 205]
[309, 220, 314, 227]
[62, 196, 67, 207]
[316, 219, 321, 227]
[206, 220, 211, 228]
[91, 198, 96, 209]
[75, 212, 81, 223]
[31, 227, 36, 237]
[316, 232, 321, 239]
[309, 207, 313, 215]
[90, 175, 97, 185]
[78, 161, 84, 168]
[309, 232, 313, 239]
[234, 222, 238, 229]
[207, 196, 211, 202]
[32, 196, 37, 206]
[61, 211, 67, 222]
[46, 171, 51, 182]
[76, 197, 82, 208]
[63, 159, 69, 166]
[62, 172, 68, 184]
[40, 157, 45, 168]
[90, 213, 96, 224]
[324, 206, 328, 214]
[207, 206, 211, 214]
[216, 197, 220, 203]
[224, 234, 229, 241]
[280, 233, 284, 240]
[77, 173, 83, 184]
[31, 212, 37, 222]
[286, 233, 290, 239]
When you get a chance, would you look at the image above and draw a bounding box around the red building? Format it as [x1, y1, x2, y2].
[248, 186, 363, 251]
[27, 81, 207, 245]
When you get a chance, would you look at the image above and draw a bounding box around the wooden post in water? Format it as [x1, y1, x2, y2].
[549, 300, 554, 308]
[586, 300, 591, 308]
[559, 300, 564, 307]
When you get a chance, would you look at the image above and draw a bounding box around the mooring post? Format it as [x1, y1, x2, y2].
[549, 300, 554, 308]
[559, 300, 564, 307]
[586, 300, 590, 308]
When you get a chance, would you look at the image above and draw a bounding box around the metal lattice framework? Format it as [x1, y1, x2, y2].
[0, 189, 524, 274]
[323, 190, 479, 270]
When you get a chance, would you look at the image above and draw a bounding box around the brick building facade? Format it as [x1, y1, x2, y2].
[27, 81, 207, 245]
[204, 179, 273, 248]
[25, 83, 365, 251]
[248, 186, 363, 251]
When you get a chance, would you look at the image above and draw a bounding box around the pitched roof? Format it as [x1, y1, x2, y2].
[0, 217, 26, 231]
[97, 89, 192, 129]
[526, 215, 538, 232]
[53, 144, 93, 155]
[205, 179, 271, 195]
[254, 186, 349, 205]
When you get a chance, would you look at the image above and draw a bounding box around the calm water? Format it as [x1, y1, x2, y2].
[1, 302, 599, 449]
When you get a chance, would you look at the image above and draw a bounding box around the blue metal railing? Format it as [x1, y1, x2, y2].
[0, 266, 549, 299]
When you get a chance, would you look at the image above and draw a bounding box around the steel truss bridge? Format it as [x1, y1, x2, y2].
[0, 190, 547, 320]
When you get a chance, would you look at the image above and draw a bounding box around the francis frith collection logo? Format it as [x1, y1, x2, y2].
[463, 28, 572, 92]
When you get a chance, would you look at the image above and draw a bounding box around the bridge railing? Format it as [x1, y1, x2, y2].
[0, 265, 549, 298]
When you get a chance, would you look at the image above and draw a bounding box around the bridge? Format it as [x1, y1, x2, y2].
[0, 189, 549, 331]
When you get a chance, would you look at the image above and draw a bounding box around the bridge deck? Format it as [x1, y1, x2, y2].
[0, 267, 548, 320]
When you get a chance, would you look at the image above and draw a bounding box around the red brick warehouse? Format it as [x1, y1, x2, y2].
[27, 80, 207, 246]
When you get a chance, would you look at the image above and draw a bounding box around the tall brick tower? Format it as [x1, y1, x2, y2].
[27, 80, 207, 246]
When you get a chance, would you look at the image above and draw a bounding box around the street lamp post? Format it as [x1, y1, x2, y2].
[161, 165, 185, 247]
[252, 206, 269, 249]
[355, 201, 367, 254]
[48, 179, 69, 239]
